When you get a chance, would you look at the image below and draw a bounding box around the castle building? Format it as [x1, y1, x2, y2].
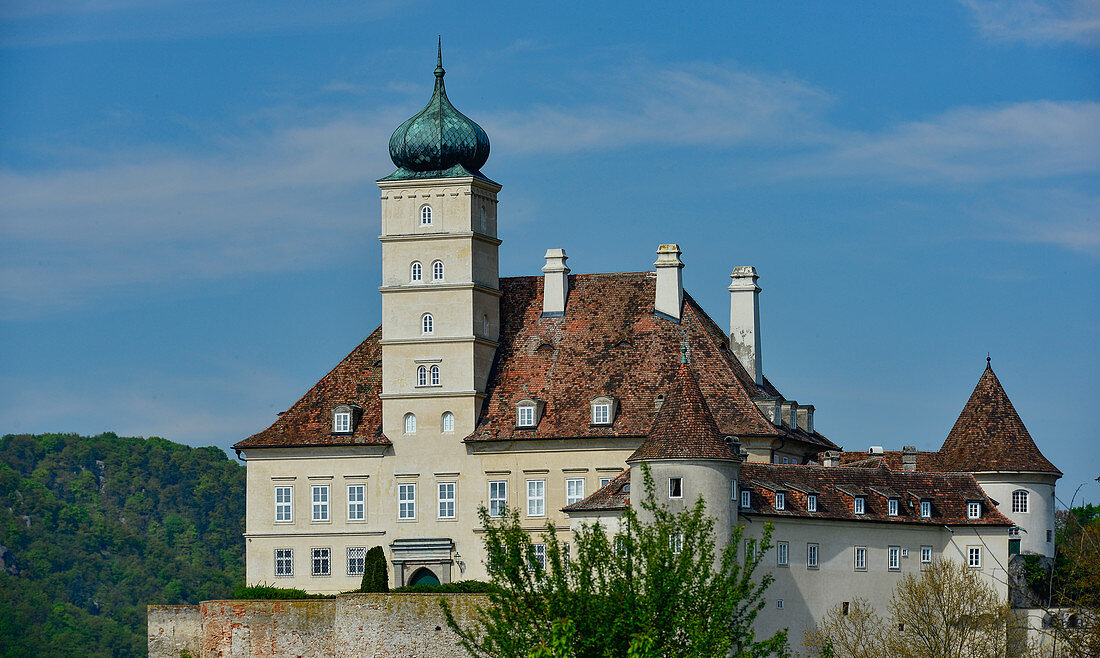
[233, 47, 1059, 648]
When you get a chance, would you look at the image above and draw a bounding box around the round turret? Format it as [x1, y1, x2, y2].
[386, 40, 490, 179]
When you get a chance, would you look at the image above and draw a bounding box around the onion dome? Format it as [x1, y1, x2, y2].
[382, 39, 491, 181]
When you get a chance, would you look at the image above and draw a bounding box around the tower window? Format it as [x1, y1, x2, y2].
[420, 205, 432, 225]
[432, 260, 444, 281]
[422, 314, 433, 334]
[441, 411, 454, 433]
[417, 365, 428, 387]
[411, 261, 423, 282]
[668, 477, 683, 499]
[404, 413, 416, 434]
[1012, 490, 1029, 513]
[430, 364, 440, 386]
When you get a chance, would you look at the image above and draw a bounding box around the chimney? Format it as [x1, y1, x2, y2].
[654, 244, 684, 322]
[822, 450, 840, 467]
[753, 396, 781, 424]
[729, 266, 762, 385]
[541, 248, 570, 317]
[796, 404, 815, 434]
[780, 401, 797, 428]
[902, 445, 917, 472]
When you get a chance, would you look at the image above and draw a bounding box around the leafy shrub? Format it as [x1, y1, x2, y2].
[391, 580, 498, 594]
[231, 583, 332, 600]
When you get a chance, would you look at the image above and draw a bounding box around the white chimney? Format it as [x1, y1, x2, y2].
[541, 248, 570, 317]
[729, 266, 762, 385]
[654, 244, 684, 321]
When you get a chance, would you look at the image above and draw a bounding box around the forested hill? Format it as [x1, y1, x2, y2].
[0, 433, 245, 656]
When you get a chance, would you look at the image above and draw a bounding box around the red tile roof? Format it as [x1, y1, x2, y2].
[627, 362, 741, 462]
[562, 469, 630, 512]
[739, 462, 1012, 526]
[938, 363, 1061, 475]
[235, 273, 839, 450]
[837, 451, 945, 472]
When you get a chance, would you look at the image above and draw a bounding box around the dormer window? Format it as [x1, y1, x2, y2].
[775, 492, 786, 511]
[515, 399, 543, 428]
[422, 313, 434, 334]
[854, 497, 865, 515]
[411, 261, 423, 282]
[888, 498, 898, 516]
[920, 499, 932, 518]
[331, 404, 358, 434]
[807, 494, 817, 513]
[420, 204, 432, 225]
[591, 396, 616, 426]
[432, 260, 444, 281]
[968, 502, 981, 519]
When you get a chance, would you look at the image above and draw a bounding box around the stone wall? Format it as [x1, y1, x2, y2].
[149, 593, 486, 657]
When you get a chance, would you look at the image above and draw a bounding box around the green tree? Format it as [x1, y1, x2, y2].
[443, 464, 789, 658]
[360, 545, 389, 592]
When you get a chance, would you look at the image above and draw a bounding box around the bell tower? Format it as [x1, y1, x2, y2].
[377, 41, 501, 444]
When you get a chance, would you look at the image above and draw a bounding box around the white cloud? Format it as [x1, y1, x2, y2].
[961, 0, 1100, 45]
[973, 187, 1100, 253]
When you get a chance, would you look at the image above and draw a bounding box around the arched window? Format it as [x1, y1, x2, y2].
[417, 365, 428, 387]
[1012, 490, 1029, 514]
[420, 205, 432, 225]
[404, 413, 416, 434]
[432, 260, 444, 281]
[422, 313, 433, 334]
[430, 365, 440, 386]
[411, 261, 423, 282]
[441, 412, 454, 433]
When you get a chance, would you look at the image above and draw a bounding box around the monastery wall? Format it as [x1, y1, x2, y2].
[148, 593, 487, 658]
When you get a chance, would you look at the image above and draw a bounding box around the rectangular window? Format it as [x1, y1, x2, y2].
[398, 483, 416, 520]
[777, 599, 784, 610]
[777, 541, 788, 566]
[807, 543, 819, 569]
[311, 485, 329, 522]
[531, 543, 547, 570]
[333, 412, 350, 433]
[854, 497, 865, 515]
[888, 499, 898, 516]
[1012, 490, 1029, 513]
[745, 539, 757, 562]
[854, 546, 867, 571]
[670, 533, 684, 554]
[968, 546, 982, 568]
[438, 482, 456, 519]
[968, 502, 981, 519]
[275, 548, 293, 577]
[311, 547, 331, 576]
[347, 484, 365, 521]
[1008, 526, 1020, 537]
[347, 547, 366, 576]
[731, 481, 737, 500]
[489, 481, 507, 517]
[807, 494, 817, 513]
[741, 489, 751, 508]
[775, 492, 786, 510]
[566, 478, 585, 506]
[275, 486, 292, 522]
[527, 479, 545, 517]
[1046, 529, 1052, 543]
[600, 477, 614, 489]
[592, 403, 610, 425]
[517, 406, 535, 427]
[889, 546, 900, 570]
[920, 545, 933, 564]
[668, 477, 683, 499]
[920, 500, 931, 518]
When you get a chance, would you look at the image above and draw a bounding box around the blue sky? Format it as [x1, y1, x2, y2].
[1, 1, 1097, 504]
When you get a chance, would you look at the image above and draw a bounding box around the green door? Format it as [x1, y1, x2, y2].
[409, 568, 440, 587]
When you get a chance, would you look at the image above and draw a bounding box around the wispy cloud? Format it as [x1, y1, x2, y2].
[960, 0, 1100, 45]
[972, 187, 1100, 253]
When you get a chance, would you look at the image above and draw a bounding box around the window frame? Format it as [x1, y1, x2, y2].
[592, 402, 611, 425]
[398, 482, 417, 520]
[311, 547, 331, 577]
[311, 485, 330, 522]
[404, 413, 416, 434]
[416, 365, 428, 387]
[431, 260, 444, 281]
[420, 204, 432, 225]
[888, 498, 898, 516]
[670, 533, 684, 555]
[429, 364, 440, 386]
[920, 499, 932, 518]
[275, 486, 293, 523]
[854, 496, 865, 515]
[854, 546, 867, 571]
[1012, 490, 1029, 514]
[422, 313, 433, 334]
[565, 478, 585, 506]
[530, 543, 547, 571]
[920, 545, 933, 564]
[438, 481, 456, 520]
[441, 411, 454, 433]
[807, 494, 817, 513]
[489, 480, 507, 518]
[741, 489, 751, 509]
[888, 546, 900, 570]
[668, 477, 683, 499]
[807, 543, 819, 569]
[600, 477, 614, 489]
[968, 545, 982, 568]
[347, 484, 365, 522]
[777, 541, 789, 566]
[275, 548, 293, 577]
[517, 404, 536, 427]
[333, 411, 351, 434]
[347, 547, 366, 576]
[411, 261, 423, 282]
[968, 501, 981, 519]
[526, 479, 546, 517]
[775, 491, 786, 511]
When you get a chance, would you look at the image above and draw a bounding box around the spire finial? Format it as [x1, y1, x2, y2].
[986, 353, 991, 368]
[435, 36, 444, 78]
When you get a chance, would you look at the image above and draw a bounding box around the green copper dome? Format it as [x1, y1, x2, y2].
[383, 40, 491, 181]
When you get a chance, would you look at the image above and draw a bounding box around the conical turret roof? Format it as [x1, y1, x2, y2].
[939, 360, 1060, 475]
[627, 361, 741, 463]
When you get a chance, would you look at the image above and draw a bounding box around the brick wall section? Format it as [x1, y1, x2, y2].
[149, 593, 487, 657]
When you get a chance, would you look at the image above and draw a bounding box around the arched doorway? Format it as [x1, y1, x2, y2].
[408, 567, 440, 587]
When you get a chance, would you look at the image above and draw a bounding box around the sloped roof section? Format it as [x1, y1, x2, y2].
[234, 328, 389, 449]
[627, 362, 741, 462]
[938, 362, 1060, 475]
[563, 469, 631, 512]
